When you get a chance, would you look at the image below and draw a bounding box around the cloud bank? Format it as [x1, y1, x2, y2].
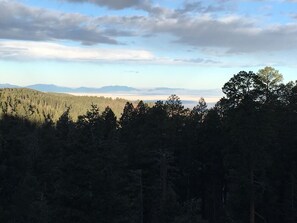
[0, 41, 155, 62]
[0, 0, 119, 45]
[0, 0, 297, 66]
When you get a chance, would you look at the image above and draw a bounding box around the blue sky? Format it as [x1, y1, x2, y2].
[0, 0, 297, 89]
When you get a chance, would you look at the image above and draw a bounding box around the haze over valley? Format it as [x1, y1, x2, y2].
[0, 83, 222, 107]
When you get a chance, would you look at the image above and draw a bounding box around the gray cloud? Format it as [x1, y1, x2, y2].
[60, 0, 147, 10]
[62, 0, 178, 18]
[96, 11, 297, 54]
[60, 0, 232, 14]
[148, 15, 297, 53]
[176, 1, 233, 14]
[0, 1, 121, 45]
[177, 1, 204, 13]
[174, 58, 220, 64]
[2, 0, 297, 55]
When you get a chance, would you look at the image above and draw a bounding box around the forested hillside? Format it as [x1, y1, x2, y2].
[0, 67, 297, 223]
[0, 88, 129, 122]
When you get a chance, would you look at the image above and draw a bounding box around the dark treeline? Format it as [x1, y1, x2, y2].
[0, 67, 297, 223]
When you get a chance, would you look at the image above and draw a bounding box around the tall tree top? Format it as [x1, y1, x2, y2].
[257, 66, 283, 91]
[165, 94, 184, 117]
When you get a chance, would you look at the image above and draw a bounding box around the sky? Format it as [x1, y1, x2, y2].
[0, 0, 297, 89]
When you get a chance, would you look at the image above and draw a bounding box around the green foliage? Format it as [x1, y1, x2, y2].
[257, 66, 283, 91]
[0, 88, 129, 122]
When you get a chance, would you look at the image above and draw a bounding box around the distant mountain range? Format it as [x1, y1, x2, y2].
[13, 84, 139, 93]
[0, 84, 139, 93]
[0, 83, 222, 96]
[0, 84, 21, 88]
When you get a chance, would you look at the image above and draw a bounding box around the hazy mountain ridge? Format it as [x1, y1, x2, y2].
[24, 84, 139, 93]
[0, 83, 21, 88]
[0, 83, 222, 96]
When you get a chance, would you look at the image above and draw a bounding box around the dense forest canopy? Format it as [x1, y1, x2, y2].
[0, 67, 297, 223]
[0, 88, 131, 122]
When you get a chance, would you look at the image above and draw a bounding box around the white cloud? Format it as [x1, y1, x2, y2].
[0, 41, 155, 62]
[0, 40, 227, 66]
